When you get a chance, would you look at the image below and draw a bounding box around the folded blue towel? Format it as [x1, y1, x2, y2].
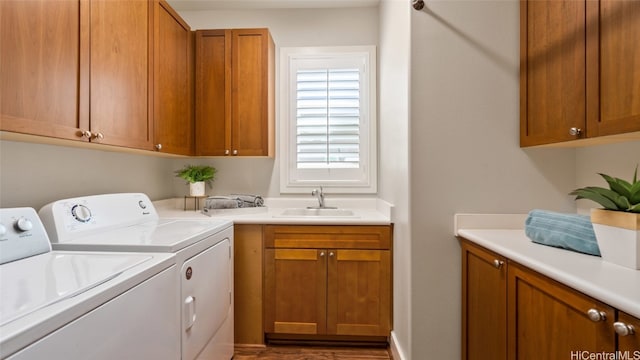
[525, 209, 601, 256]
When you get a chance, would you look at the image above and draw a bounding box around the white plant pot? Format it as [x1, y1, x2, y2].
[189, 181, 205, 197]
[591, 209, 640, 270]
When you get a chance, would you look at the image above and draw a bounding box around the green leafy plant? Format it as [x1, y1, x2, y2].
[175, 165, 217, 187]
[570, 166, 640, 213]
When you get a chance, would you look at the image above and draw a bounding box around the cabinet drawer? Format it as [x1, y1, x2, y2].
[264, 225, 392, 250]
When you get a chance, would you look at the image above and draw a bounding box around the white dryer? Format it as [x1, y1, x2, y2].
[0, 207, 179, 360]
[39, 193, 234, 360]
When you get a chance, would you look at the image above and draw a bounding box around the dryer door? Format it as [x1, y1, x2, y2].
[181, 238, 231, 360]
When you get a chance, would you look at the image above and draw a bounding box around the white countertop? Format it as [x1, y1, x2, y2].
[153, 197, 393, 225]
[455, 214, 640, 319]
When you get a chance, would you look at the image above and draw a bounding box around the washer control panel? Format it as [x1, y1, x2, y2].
[38, 193, 159, 243]
[0, 207, 51, 265]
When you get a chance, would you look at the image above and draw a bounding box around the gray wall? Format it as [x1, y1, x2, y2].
[408, 1, 577, 358]
[575, 141, 640, 214]
[378, 0, 412, 358]
[0, 140, 175, 209]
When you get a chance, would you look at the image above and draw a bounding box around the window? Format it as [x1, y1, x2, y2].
[279, 46, 377, 194]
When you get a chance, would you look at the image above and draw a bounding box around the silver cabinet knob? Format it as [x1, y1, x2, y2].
[493, 259, 504, 269]
[224, 150, 230, 155]
[79, 130, 92, 139]
[92, 132, 104, 141]
[155, 144, 162, 151]
[329, 252, 335, 257]
[613, 322, 635, 336]
[569, 127, 582, 136]
[319, 251, 325, 257]
[587, 308, 607, 322]
[232, 149, 238, 155]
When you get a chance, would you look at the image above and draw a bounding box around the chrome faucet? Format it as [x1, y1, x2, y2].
[309, 187, 336, 209]
[311, 187, 325, 208]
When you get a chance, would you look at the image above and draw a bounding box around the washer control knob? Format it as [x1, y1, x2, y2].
[71, 204, 92, 223]
[138, 200, 147, 209]
[15, 218, 33, 232]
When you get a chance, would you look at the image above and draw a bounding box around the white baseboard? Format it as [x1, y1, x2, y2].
[389, 331, 407, 360]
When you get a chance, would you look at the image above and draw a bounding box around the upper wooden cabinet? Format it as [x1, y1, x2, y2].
[588, 0, 640, 137]
[195, 28, 275, 157]
[153, 0, 194, 155]
[1, 0, 185, 152]
[520, 0, 640, 147]
[1, 0, 88, 141]
[90, 0, 154, 150]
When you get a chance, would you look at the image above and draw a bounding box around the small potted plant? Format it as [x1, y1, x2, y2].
[570, 166, 640, 269]
[175, 164, 217, 197]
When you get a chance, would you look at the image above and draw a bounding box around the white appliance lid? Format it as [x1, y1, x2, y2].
[51, 219, 232, 253]
[0, 252, 152, 326]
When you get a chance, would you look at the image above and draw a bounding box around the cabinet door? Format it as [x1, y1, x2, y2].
[617, 312, 640, 353]
[586, 0, 640, 136]
[153, 0, 193, 155]
[89, 0, 153, 150]
[461, 240, 507, 360]
[195, 29, 231, 156]
[264, 248, 327, 335]
[327, 249, 391, 336]
[231, 29, 274, 156]
[507, 263, 615, 359]
[234, 225, 264, 345]
[520, 0, 587, 146]
[0, 0, 89, 140]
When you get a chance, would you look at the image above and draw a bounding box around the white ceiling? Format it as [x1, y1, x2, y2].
[167, 0, 380, 11]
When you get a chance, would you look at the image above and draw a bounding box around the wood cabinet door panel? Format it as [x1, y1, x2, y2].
[231, 29, 271, 156]
[327, 249, 391, 336]
[0, 0, 89, 140]
[234, 225, 264, 345]
[617, 312, 640, 353]
[153, 0, 193, 155]
[507, 263, 615, 359]
[587, 0, 640, 136]
[461, 240, 507, 360]
[264, 225, 392, 250]
[520, 0, 587, 146]
[195, 29, 231, 156]
[89, 0, 152, 150]
[264, 248, 327, 335]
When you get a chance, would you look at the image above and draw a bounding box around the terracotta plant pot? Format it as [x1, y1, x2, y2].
[591, 208, 640, 270]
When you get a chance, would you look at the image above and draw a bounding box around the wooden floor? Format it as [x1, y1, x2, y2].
[234, 345, 392, 360]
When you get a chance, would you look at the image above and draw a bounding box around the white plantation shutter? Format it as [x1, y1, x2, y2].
[280, 46, 377, 194]
[296, 68, 361, 169]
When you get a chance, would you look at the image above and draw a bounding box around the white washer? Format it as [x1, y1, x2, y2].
[39, 193, 234, 360]
[0, 207, 179, 360]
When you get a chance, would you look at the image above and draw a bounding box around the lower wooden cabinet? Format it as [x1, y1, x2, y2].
[507, 262, 615, 358]
[617, 311, 640, 353]
[461, 240, 507, 360]
[461, 238, 639, 360]
[264, 225, 392, 341]
[234, 225, 264, 345]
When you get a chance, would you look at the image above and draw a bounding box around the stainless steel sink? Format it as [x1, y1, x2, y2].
[276, 208, 357, 217]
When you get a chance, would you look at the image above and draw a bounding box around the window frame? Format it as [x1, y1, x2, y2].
[279, 45, 377, 194]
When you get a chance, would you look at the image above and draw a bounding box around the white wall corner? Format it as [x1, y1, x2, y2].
[390, 331, 408, 360]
